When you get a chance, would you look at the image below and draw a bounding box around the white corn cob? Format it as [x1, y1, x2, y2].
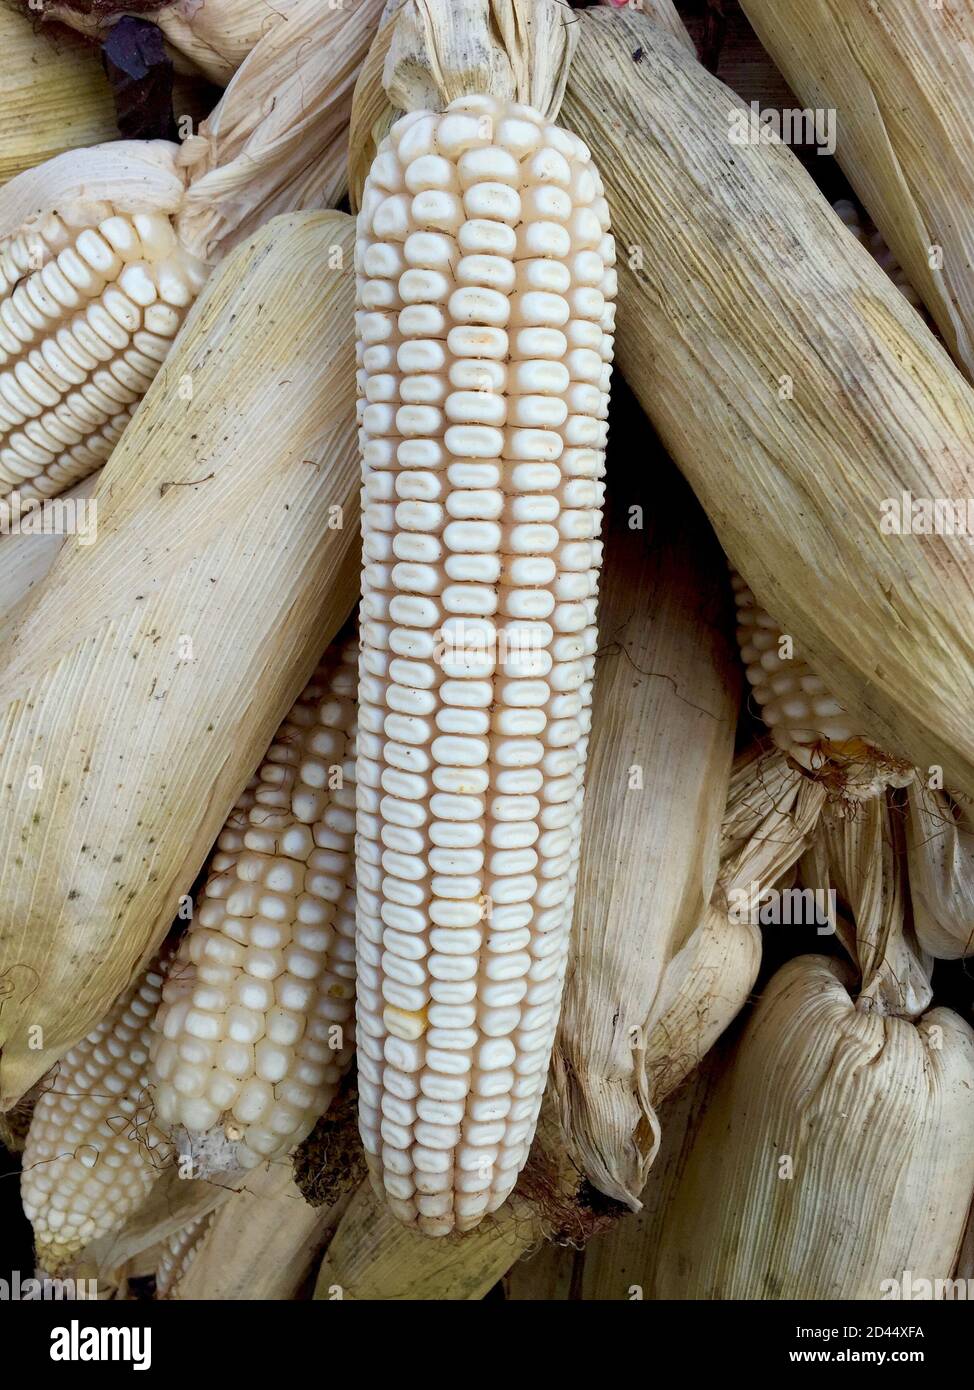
[20, 951, 173, 1274]
[154, 1212, 214, 1299]
[149, 639, 359, 1175]
[0, 208, 207, 502]
[354, 94, 615, 1235]
[733, 572, 911, 800]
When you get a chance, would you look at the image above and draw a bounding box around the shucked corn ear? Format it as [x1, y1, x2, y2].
[0, 0, 381, 509]
[0, 203, 207, 503]
[154, 1213, 213, 1299]
[562, 4, 974, 804]
[732, 572, 912, 801]
[21, 951, 173, 1275]
[150, 639, 359, 1175]
[0, 210, 360, 1108]
[353, 84, 615, 1234]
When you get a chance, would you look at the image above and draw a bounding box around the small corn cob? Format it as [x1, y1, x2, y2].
[732, 572, 912, 800]
[0, 207, 206, 502]
[149, 639, 359, 1175]
[354, 93, 615, 1234]
[154, 1212, 213, 1299]
[20, 951, 173, 1274]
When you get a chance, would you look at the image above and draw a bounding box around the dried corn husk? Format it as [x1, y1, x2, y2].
[740, 0, 974, 381]
[174, 1162, 350, 1300]
[0, 1, 118, 183]
[958, 1205, 974, 1282]
[0, 209, 360, 1107]
[30, 0, 338, 84]
[563, 5, 974, 804]
[905, 779, 974, 960]
[655, 955, 974, 1299]
[800, 795, 934, 1019]
[549, 449, 740, 1210]
[571, 1051, 720, 1302]
[0, 477, 99, 622]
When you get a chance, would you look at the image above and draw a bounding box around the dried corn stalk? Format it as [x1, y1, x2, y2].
[563, 4, 974, 803]
[0, 0, 380, 505]
[0, 209, 360, 1108]
[655, 955, 974, 1299]
[550, 453, 740, 1210]
[0, 0, 118, 183]
[740, 0, 974, 381]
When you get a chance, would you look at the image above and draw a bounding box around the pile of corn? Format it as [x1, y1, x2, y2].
[2, 0, 974, 1305]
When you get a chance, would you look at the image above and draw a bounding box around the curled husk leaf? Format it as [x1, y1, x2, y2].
[905, 779, 974, 960]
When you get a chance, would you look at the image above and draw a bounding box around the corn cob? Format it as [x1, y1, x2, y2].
[732, 572, 912, 801]
[0, 0, 380, 509]
[154, 1212, 213, 1299]
[353, 89, 615, 1235]
[0, 204, 206, 503]
[150, 640, 359, 1175]
[21, 951, 173, 1275]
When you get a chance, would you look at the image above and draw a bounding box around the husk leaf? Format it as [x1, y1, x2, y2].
[383, 0, 574, 120]
[740, 0, 974, 381]
[173, 1162, 349, 1299]
[347, 0, 406, 211]
[799, 797, 934, 1019]
[0, 1, 118, 183]
[0, 210, 360, 1107]
[905, 778, 974, 960]
[174, 0, 385, 259]
[550, 444, 740, 1211]
[563, 5, 974, 804]
[655, 955, 974, 1299]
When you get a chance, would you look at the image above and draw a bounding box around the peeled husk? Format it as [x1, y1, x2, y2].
[562, 5, 974, 805]
[0, 0, 118, 183]
[905, 779, 974, 960]
[740, 0, 974, 381]
[0, 209, 360, 1106]
[655, 955, 974, 1299]
[549, 445, 741, 1210]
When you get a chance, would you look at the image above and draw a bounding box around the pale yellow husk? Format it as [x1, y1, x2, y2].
[740, 0, 974, 381]
[905, 779, 974, 960]
[562, 5, 974, 804]
[549, 455, 741, 1210]
[0, 209, 360, 1107]
[0, 1, 118, 183]
[0, 476, 99, 623]
[173, 1163, 350, 1300]
[654, 955, 974, 1299]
